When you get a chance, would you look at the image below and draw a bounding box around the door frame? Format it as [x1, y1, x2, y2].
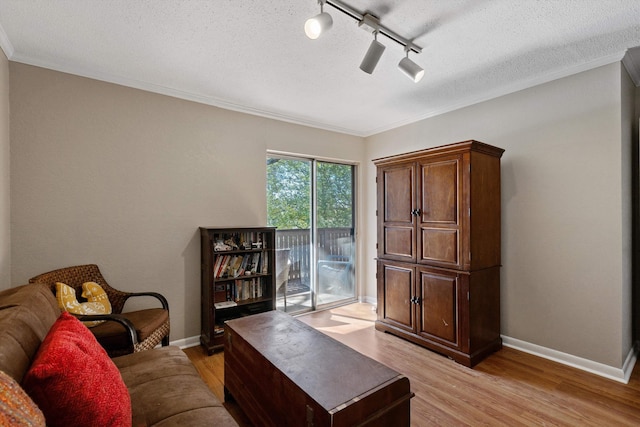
[267, 150, 359, 313]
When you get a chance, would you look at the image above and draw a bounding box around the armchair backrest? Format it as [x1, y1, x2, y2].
[29, 264, 127, 314]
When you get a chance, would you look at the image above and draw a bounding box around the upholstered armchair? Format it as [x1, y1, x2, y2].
[29, 264, 169, 357]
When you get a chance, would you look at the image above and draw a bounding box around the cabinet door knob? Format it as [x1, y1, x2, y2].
[410, 209, 421, 216]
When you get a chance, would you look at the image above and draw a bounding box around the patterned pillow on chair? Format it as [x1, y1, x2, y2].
[55, 282, 111, 327]
[80, 282, 112, 313]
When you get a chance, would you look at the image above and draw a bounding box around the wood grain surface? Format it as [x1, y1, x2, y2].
[185, 303, 640, 426]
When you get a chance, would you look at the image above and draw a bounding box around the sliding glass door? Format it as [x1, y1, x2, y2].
[267, 155, 356, 314]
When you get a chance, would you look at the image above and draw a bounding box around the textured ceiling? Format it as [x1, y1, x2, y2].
[1, 0, 639, 136]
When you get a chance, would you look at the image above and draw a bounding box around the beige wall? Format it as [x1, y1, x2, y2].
[7, 59, 638, 372]
[365, 63, 632, 368]
[9, 63, 364, 341]
[621, 66, 635, 357]
[0, 50, 9, 289]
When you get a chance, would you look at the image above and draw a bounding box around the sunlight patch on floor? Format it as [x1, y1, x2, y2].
[313, 314, 373, 335]
[297, 303, 377, 335]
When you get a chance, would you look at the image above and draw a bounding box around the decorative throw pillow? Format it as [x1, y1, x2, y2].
[55, 282, 111, 327]
[81, 282, 112, 313]
[0, 370, 45, 427]
[22, 312, 132, 427]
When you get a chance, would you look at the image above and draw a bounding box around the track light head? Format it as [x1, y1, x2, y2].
[304, 12, 333, 39]
[359, 37, 385, 74]
[398, 54, 424, 83]
[304, 1, 333, 39]
[358, 15, 384, 75]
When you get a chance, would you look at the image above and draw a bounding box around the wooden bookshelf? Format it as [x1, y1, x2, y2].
[199, 226, 276, 354]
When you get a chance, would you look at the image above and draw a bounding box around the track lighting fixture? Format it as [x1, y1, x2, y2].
[358, 15, 385, 74]
[359, 33, 385, 74]
[304, 0, 333, 40]
[304, 0, 424, 82]
[398, 49, 425, 82]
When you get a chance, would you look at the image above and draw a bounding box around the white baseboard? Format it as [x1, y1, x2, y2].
[502, 336, 638, 384]
[170, 335, 201, 350]
[360, 295, 377, 305]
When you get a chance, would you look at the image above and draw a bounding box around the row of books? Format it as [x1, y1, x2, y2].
[213, 251, 268, 279]
[214, 279, 265, 306]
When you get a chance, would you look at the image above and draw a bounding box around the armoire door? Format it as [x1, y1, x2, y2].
[377, 162, 417, 262]
[417, 154, 463, 269]
[417, 267, 462, 350]
[377, 260, 414, 333]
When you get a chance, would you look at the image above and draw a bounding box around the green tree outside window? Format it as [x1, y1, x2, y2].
[267, 158, 353, 229]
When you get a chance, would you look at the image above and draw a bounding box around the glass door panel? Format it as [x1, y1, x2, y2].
[316, 161, 356, 308]
[267, 157, 312, 313]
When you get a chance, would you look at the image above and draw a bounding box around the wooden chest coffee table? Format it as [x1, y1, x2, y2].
[224, 310, 413, 427]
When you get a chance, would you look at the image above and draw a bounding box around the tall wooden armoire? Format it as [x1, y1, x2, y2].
[374, 140, 504, 367]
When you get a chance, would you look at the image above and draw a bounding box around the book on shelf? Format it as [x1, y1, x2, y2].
[229, 255, 243, 277]
[213, 255, 223, 278]
[251, 252, 261, 274]
[214, 300, 237, 309]
[239, 255, 250, 276]
[261, 251, 269, 274]
[214, 254, 231, 278]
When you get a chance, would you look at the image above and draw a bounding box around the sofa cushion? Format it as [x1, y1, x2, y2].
[22, 312, 132, 427]
[113, 346, 238, 426]
[0, 284, 60, 383]
[0, 369, 45, 427]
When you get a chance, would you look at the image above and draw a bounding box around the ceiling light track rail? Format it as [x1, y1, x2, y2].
[304, 0, 424, 82]
[325, 0, 422, 55]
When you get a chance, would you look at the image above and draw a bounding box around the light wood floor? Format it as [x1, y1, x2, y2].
[184, 303, 640, 426]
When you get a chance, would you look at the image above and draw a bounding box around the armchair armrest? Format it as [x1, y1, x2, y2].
[73, 313, 138, 353]
[125, 292, 169, 311]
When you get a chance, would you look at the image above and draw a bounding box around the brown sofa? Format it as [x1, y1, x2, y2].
[0, 282, 239, 426]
